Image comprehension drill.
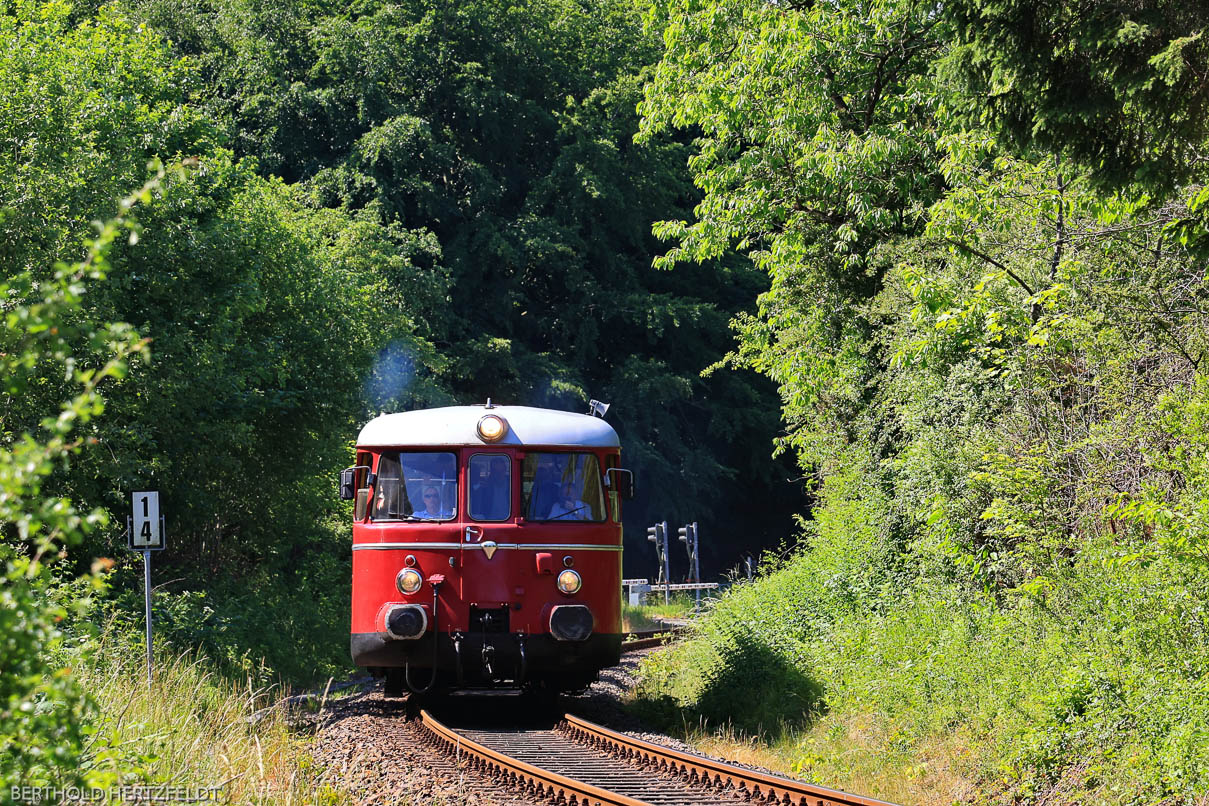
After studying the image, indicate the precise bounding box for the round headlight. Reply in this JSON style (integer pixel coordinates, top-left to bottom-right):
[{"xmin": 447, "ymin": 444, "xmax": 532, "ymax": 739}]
[
  {"xmin": 556, "ymin": 569, "xmax": 582, "ymax": 595},
  {"xmin": 477, "ymin": 414, "xmax": 508, "ymax": 442},
  {"xmin": 396, "ymin": 568, "xmax": 423, "ymax": 595}
]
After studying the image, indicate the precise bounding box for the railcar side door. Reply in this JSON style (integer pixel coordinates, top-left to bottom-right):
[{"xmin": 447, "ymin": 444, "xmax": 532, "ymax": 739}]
[{"xmin": 460, "ymin": 449, "xmax": 519, "ymax": 602}]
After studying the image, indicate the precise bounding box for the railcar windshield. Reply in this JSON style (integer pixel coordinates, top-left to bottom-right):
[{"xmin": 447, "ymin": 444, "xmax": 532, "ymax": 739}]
[
  {"xmin": 521, "ymin": 453, "xmax": 606, "ymax": 522},
  {"xmin": 372, "ymin": 451, "xmax": 457, "ymax": 521}
]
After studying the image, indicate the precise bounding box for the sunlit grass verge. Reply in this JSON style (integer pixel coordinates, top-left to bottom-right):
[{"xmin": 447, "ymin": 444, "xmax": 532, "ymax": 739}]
[
  {"xmin": 73, "ymin": 633, "xmax": 350, "ymax": 805},
  {"xmin": 663, "ymin": 711, "xmax": 979, "ymax": 806},
  {"xmin": 622, "ymin": 594, "xmax": 696, "ymax": 632}
]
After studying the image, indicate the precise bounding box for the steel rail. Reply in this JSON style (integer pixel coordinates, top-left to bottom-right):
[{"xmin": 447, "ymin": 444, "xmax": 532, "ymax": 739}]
[
  {"xmin": 621, "ymin": 625, "xmax": 685, "ymax": 652},
  {"xmin": 620, "ymin": 635, "xmax": 671, "ymax": 652},
  {"xmin": 419, "ymin": 710, "xmax": 649, "ymax": 806},
  {"xmin": 562, "ymin": 713, "xmax": 901, "ymax": 806}
]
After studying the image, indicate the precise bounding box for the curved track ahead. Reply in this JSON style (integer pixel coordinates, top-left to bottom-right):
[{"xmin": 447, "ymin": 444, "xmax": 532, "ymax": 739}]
[{"xmin": 420, "ymin": 708, "xmax": 900, "ymax": 806}]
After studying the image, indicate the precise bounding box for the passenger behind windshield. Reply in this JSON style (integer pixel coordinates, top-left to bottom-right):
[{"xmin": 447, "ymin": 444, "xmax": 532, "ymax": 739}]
[
  {"xmin": 372, "ymin": 452, "xmax": 456, "ymax": 521},
  {"xmin": 522, "ymin": 453, "xmax": 605, "ymax": 522}
]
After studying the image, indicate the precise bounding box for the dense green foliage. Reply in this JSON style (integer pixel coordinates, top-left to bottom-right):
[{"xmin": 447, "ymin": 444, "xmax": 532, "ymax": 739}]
[
  {"xmin": 634, "ymin": 0, "xmax": 1209, "ymax": 801},
  {"xmin": 4, "ymin": 0, "xmax": 799, "ymax": 775},
  {"xmin": 1, "ymin": 0, "xmax": 449, "ymax": 683},
  {"xmin": 1, "ymin": 155, "xmax": 157, "ymax": 789},
  {"xmin": 128, "ymin": 0, "xmax": 802, "ymax": 564},
  {"xmin": 7, "ymin": 0, "xmax": 1209, "ymax": 799},
  {"xmin": 944, "ymin": 0, "xmax": 1209, "ymax": 189}
]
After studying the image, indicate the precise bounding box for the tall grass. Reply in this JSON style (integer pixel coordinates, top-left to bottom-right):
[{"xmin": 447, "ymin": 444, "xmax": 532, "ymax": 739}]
[
  {"xmin": 75, "ymin": 631, "xmax": 348, "ymax": 804},
  {"xmin": 667, "ymin": 711, "xmax": 978, "ymax": 806},
  {"xmin": 622, "ymin": 594, "xmax": 697, "ymax": 632}
]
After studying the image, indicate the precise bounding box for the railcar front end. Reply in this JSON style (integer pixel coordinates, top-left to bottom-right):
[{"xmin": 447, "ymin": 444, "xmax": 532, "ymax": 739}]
[{"xmin": 341, "ymin": 403, "xmax": 634, "ymax": 694}]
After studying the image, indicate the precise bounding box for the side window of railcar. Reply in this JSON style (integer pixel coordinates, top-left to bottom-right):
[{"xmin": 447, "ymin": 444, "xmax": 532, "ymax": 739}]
[
  {"xmin": 469, "ymin": 454, "xmax": 511, "ymax": 521},
  {"xmin": 521, "ymin": 453, "xmax": 606, "ymax": 522},
  {"xmin": 355, "ymin": 451, "xmax": 373, "ymax": 520},
  {"xmin": 605, "ymin": 454, "xmax": 620, "ymax": 523},
  {"xmin": 372, "ymin": 452, "xmax": 457, "ymax": 521}
]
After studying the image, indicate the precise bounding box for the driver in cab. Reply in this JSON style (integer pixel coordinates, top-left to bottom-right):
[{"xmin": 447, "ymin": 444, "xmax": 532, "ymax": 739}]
[
  {"xmin": 547, "ymin": 483, "xmax": 589, "ymax": 520},
  {"xmin": 412, "ymin": 486, "xmax": 452, "ymax": 519}
]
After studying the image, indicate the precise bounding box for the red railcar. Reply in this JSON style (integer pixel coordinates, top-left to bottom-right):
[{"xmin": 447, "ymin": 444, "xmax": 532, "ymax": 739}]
[{"xmin": 341, "ymin": 403, "xmax": 634, "ymax": 694}]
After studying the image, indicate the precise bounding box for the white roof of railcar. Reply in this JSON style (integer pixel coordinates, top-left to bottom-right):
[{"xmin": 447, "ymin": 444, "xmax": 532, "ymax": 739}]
[{"xmin": 356, "ymin": 405, "xmax": 620, "ymax": 448}]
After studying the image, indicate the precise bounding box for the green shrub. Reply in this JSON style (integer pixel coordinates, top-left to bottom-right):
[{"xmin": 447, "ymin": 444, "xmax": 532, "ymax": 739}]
[
  {"xmin": 635, "ymin": 529, "xmax": 1209, "ymax": 801},
  {"xmin": 634, "ymin": 464, "xmax": 896, "ymax": 736},
  {"xmin": 1, "ymin": 168, "xmax": 156, "ymax": 790}
]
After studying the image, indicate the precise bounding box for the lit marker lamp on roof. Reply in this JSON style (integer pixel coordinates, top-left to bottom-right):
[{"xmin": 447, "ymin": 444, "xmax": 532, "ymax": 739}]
[{"xmin": 477, "ymin": 414, "xmax": 508, "ymax": 442}]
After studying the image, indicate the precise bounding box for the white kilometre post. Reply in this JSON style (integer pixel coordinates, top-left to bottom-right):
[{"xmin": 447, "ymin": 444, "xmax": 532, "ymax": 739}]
[
  {"xmin": 129, "ymin": 491, "xmax": 165, "ymax": 684},
  {"xmin": 143, "ymin": 547, "xmax": 151, "ymax": 680}
]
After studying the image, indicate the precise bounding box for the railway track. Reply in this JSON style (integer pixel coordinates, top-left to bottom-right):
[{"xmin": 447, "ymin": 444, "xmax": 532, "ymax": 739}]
[
  {"xmin": 620, "ymin": 628, "xmax": 680, "ymax": 652},
  {"xmin": 419, "ymin": 708, "xmax": 899, "ymax": 806}
]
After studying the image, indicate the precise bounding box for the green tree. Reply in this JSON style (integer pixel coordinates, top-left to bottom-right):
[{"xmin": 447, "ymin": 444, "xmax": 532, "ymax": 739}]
[
  {"xmin": 1, "ymin": 173, "xmax": 156, "ymax": 791},
  {"xmin": 634, "ymin": 0, "xmax": 1209, "ymax": 796},
  {"xmin": 0, "ymin": 0, "xmax": 212, "ymax": 279},
  {"xmin": 943, "ymin": 0, "xmax": 1209, "ymax": 190},
  {"xmin": 82, "ymin": 155, "xmax": 442, "ymax": 574},
  {"xmin": 130, "ymin": 0, "xmax": 807, "ymax": 564},
  {"xmin": 2, "ymin": 0, "xmax": 446, "ymax": 680},
  {"xmin": 638, "ymin": 0, "xmax": 948, "ymax": 473}
]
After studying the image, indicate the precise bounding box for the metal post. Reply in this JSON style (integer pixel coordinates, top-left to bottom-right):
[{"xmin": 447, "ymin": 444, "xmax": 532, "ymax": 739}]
[
  {"xmin": 692, "ymin": 522, "xmax": 701, "ymax": 613},
  {"xmin": 660, "ymin": 521, "xmax": 670, "ymax": 606},
  {"xmin": 143, "ymin": 548, "xmax": 153, "ymax": 684}
]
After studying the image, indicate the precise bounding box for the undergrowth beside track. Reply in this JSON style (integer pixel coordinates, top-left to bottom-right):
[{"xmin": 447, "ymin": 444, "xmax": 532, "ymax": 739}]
[
  {"xmin": 63, "ymin": 633, "xmax": 352, "ymax": 805},
  {"xmin": 623, "ymin": 595, "xmax": 696, "ymax": 632},
  {"xmin": 631, "ymin": 470, "xmax": 1209, "ymax": 805}
]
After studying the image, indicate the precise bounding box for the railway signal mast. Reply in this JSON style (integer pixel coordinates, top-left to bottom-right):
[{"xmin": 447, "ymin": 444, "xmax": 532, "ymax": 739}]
[
  {"xmin": 646, "ymin": 521, "xmax": 671, "ymax": 605},
  {"xmin": 677, "ymin": 522, "xmax": 701, "ymax": 611}
]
